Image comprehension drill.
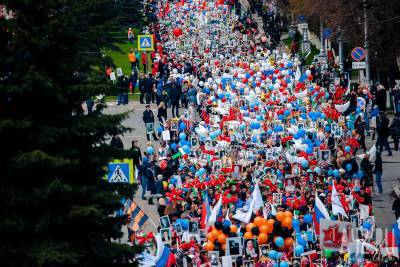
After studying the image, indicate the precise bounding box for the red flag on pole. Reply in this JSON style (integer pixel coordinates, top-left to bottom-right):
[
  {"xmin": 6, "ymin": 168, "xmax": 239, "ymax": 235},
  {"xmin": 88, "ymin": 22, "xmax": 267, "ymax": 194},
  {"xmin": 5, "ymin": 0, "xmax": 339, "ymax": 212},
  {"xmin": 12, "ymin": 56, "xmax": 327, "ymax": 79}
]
[{"xmin": 164, "ymin": 1, "xmax": 170, "ymax": 16}]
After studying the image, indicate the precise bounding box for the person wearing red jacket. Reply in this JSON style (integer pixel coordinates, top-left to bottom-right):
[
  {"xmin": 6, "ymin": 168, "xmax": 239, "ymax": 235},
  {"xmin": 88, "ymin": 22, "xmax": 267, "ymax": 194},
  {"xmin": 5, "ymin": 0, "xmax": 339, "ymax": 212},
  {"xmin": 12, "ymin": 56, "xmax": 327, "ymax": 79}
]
[{"xmin": 141, "ymin": 51, "xmax": 148, "ymax": 74}]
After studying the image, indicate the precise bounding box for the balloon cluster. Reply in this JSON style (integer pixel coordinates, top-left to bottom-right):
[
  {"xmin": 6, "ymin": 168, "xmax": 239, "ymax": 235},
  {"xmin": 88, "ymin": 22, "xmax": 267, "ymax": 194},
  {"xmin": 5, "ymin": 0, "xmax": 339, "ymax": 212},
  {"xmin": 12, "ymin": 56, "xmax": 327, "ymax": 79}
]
[{"xmin": 204, "ymin": 221, "xmax": 238, "ymax": 252}]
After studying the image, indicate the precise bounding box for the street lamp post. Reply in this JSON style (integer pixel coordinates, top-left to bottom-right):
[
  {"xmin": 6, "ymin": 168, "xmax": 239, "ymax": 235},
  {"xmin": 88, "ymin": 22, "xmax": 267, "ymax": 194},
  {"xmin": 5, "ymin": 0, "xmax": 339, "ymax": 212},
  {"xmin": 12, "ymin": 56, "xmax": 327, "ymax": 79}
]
[
  {"xmin": 363, "ymin": 0, "xmax": 371, "ymax": 85},
  {"xmin": 338, "ymin": 27, "xmax": 344, "ymax": 73}
]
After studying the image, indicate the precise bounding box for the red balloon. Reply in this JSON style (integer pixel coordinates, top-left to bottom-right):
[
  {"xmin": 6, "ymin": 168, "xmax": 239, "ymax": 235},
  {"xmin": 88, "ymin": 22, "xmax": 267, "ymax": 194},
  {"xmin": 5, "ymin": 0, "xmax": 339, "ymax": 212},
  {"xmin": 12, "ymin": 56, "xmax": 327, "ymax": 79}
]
[
  {"xmin": 172, "ymin": 28, "xmax": 182, "ymax": 37},
  {"xmin": 274, "ymin": 69, "xmax": 279, "ymax": 74},
  {"xmin": 242, "ymin": 77, "xmax": 248, "ymax": 83},
  {"xmin": 249, "ymin": 70, "xmax": 255, "ymax": 76},
  {"xmin": 256, "ymin": 81, "xmax": 261, "ymax": 87},
  {"xmin": 160, "ymin": 160, "xmax": 167, "ymax": 170},
  {"xmin": 261, "ymin": 75, "xmax": 266, "ymax": 80},
  {"xmin": 307, "ymin": 75, "xmax": 313, "ymax": 81}
]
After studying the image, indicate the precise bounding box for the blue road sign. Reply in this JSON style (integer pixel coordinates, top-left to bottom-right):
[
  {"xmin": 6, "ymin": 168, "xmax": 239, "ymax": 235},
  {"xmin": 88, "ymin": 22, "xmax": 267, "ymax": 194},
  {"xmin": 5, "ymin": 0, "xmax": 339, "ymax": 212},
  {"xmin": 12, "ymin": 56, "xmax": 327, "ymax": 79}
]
[
  {"xmin": 138, "ymin": 35, "xmax": 154, "ymax": 51},
  {"xmin": 107, "ymin": 163, "xmax": 130, "ymax": 183},
  {"xmin": 323, "ymin": 28, "xmax": 333, "ymax": 39},
  {"xmin": 351, "ymin": 47, "xmax": 366, "ymax": 62}
]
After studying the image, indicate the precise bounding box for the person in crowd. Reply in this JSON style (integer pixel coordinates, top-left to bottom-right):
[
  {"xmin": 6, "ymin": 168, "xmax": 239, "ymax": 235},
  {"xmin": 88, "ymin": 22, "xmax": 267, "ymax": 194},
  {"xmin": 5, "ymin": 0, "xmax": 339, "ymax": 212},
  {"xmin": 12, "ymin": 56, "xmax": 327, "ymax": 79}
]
[
  {"xmin": 138, "ymin": 73, "xmax": 146, "ymax": 104},
  {"xmin": 393, "ymin": 195, "xmax": 400, "ymax": 219},
  {"xmin": 129, "ymin": 69, "xmax": 138, "ymax": 95},
  {"xmin": 375, "ymin": 84, "xmax": 386, "ymax": 111},
  {"xmin": 128, "ymin": 49, "xmax": 137, "ymax": 70},
  {"xmin": 157, "ymin": 101, "xmax": 167, "ymax": 124},
  {"xmin": 127, "ymin": 27, "xmax": 134, "ymax": 44},
  {"xmin": 354, "ymin": 114, "xmax": 367, "ymax": 153},
  {"xmin": 130, "ymin": 140, "xmax": 142, "ymax": 168},
  {"xmin": 141, "ymin": 51, "xmax": 148, "ymax": 74},
  {"xmin": 360, "ymin": 153, "xmax": 373, "ymax": 192},
  {"xmin": 390, "ymin": 113, "xmax": 400, "ymax": 151},
  {"xmin": 135, "ymin": 49, "xmax": 140, "ymax": 69},
  {"xmin": 145, "ymin": 73, "xmax": 155, "ymax": 104},
  {"xmin": 374, "ymin": 151, "xmax": 383, "ymax": 194},
  {"xmin": 142, "ymin": 104, "xmax": 159, "ymax": 141},
  {"xmin": 392, "ymin": 84, "xmax": 400, "ymax": 115},
  {"xmin": 370, "ymin": 105, "xmax": 380, "ymax": 141},
  {"xmin": 169, "ymin": 77, "xmax": 181, "ymax": 117},
  {"xmin": 376, "ymin": 111, "xmax": 392, "ymax": 156}
]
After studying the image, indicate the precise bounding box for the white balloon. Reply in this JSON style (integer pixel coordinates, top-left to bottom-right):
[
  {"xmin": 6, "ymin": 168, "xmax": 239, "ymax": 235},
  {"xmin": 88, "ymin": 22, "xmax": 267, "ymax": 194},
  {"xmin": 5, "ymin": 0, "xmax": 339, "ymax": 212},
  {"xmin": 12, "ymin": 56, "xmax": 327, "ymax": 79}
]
[
  {"xmin": 173, "ymin": 68, "xmax": 178, "ymax": 74},
  {"xmin": 274, "ymin": 83, "xmax": 280, "ymax": 90},
  {"xmin": 199, "ymin": 81, "xmax": 204, "ymax": 87},
  {"xmin": 207, "ymin": 78, "xmax": 213, "ymax": 83},
  {"xmin": 306, "ymin": 70, "xmax": 311, "ymax": 76},
  {"xmin": 257, "ymin": 71, "xmax": 262, "ymax": 77},
  {"xmin": 213, "ymin": 84, "xmax": 218, "ymax": 90}
]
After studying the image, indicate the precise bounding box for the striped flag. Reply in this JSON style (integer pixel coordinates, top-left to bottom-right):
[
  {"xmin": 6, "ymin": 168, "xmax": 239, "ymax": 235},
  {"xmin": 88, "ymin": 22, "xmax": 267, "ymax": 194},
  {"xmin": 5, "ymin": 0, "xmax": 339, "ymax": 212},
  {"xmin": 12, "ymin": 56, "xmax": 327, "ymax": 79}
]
[{"xmin": 127, "ymin": 201, "xmax": 149, "ymax": 231}]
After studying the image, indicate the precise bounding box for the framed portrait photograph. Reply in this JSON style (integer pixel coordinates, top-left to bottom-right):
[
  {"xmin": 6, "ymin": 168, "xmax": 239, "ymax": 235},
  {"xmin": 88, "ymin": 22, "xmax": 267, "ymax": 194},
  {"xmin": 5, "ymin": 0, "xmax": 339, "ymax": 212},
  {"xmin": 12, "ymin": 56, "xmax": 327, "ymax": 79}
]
[
  {"xmin": 170, "ymin": 121, "xmax": 178, "ymax": 132},
  {"xmin": 160, "ymin": 228, "xmax": 171, "ymax": 244},
  {"xmin": 212, "ymin": 160, "xmax": 221, "ymax": 172},
  {"xmin": 189, "ymin": 221, "xmax": 199, "ymax": 233},
  {"xmin": 208, "ymin": 251, "xmax": 220, "ymax": 267},
  {"xmin": 174, "ymin": 222, "xmax": 183, "ymax": 235},
  {"xmin": 306, "ymin": 171, "xmax": 316, "ymax": 182},
  {"xmin": 259, "ymin": 245, "xmax": 270, "ymax": 261},
  {"xmin": 160, "ymin": 215, "xmax": 171, "ymax": 229},
  {"xmin": 187, "ymin": 233, "xmax": 201, "ymax": 244},
  {"xmin": 320, "ymin": 150, "xmax": 331, "ymax": 162},
  {"xmin": 272, "ymin": 193, "xmax": 283, "ymax": 206},
  {"xmin": 191, "ymin": 136, "xmax": 199, "ymax": 148},
  {"xmin": 243, "ymin": 238, "xmax": 259, "ymax": 261},
  {"xmin": 146, "ymin": 123, "xmax": 154, "ymax": 134},
  {"xmin": 232, "ymin": 164, "xmax": 242, "ymax": 178},
  {"xmin": 292, "ymin": 166, "xmax": 300, "ymax": 176},
  {"xmin": 333, "ymin": 126, "xmax": 342, "ymax": 138},
  {"xmin": 226, "ymin": 237, "xmax": 242, "ymax": 257}
]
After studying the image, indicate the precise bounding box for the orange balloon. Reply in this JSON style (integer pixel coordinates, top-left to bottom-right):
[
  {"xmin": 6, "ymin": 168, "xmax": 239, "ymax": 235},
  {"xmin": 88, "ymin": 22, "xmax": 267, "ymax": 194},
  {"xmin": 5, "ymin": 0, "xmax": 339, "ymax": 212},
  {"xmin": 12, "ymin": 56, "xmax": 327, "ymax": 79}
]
[
  {"xmin": 276, "ymin": 211, "xmax": 285, "ymax": 222},
  {"xmin": 258, "ymin": 233, "xmax": 268, "ymax": 245},
  {"xmin": 284, "ymin": 237, "xmax": 294, "ymax": 248},
  {"xmin": 282, "ymin": 217, "xmax": 293, "ymax": 229},
  {"xmin": 208, "ymin": 231, "xmax": 218, "ymax": 242},
  {"xmin": 267, "ymin": 219, "xmax": 275, "ymax": 227},
  {"xmin": 243, "ymin": 231, "xmax": 254, "ymax": 239},
  {"xmin": 261, "ymin": 218, "xmax": 268, "ymax": 226},
  {"xmin": 246, "ymin": 223, "xmax": 256, "ymax": 232},
  {"xmin": 254, "ymin": 216, "xmax": 264, "ymax": 227},
  {"xmin": 259, "ymin": 224, "xmax": 269, "ymax": 233},
  {"xmin": 205, "ymin": 241, "xmax": 215, "ymax": 251},
  {"xmin": 230, "ymin": 225, "xmax": 238, "ymax": 233},
  {"xmin": 218, "ymin": 234, "xmax": 227, "ymax": 244},
  {"xmin": 284, "ymin": 210, "xmax": 293, "ymax": 218}
]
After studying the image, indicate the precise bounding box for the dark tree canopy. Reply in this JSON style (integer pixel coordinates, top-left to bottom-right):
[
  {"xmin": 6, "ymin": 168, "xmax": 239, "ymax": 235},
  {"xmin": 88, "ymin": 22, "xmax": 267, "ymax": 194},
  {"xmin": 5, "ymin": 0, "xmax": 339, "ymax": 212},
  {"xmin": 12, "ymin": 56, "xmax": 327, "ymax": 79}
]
[{"xmin": 0, "ymin": 1, "xmax": 141, "ymax": 266}]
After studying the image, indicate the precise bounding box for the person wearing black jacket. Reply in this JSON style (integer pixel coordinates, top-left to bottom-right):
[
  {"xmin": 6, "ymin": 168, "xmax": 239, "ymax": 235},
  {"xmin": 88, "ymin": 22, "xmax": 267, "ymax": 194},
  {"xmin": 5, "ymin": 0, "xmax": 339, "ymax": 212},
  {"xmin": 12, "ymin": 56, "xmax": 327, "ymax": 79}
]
[
  {"xmin": 374, "ymin": 151, "xmax": 383, "ymax": 193},
  {"xmin": 169, "ymin": 79, "xmax": 182, "ymax": 117},
  {"xmin": 138, "ymin": 73, "xmax": 146, "ymax": 104},
  {"xmin": 143, "ymin": 105, "xmax": 159, "ymax": 141},
  {"xmin": 377, "ymin": 112, "xmax": 392, "ymax": 156},
  {"xmin": 145, "ymin": 74, "xmax": 154, "ymax": 104},
  {"xmin": 390, "ymin": 113, "xmax": 400, "ymax": 151},
  {"xmin": 130, "ymin": 140, "xmax": 142, "ymax": 167},
  {"xmin": 360, "ymin": 153, "xmax": 373, "ymax": 190}
]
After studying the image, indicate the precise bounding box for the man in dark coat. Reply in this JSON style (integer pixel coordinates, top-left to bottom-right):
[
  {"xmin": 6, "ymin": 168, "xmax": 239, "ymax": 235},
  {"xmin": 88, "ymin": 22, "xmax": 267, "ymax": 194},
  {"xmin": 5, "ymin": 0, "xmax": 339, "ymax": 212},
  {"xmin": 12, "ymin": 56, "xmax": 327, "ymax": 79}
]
[
  {"xmin": 138, "ymin": 73, "xmax": 146, "ymax": 104},
  {"xmin": 169, "ymin": 78, "xmax": 181, "ymax": 117},
  {"xmin": 145, "ymin": 74, "xmax": 154, "ymax": 104},
  {"xmin": 130, "ymin": 140, "xmax": 142, "ymax": 167},
  {"xmin": 143, "ymin": 104, "xmax": 159, "ymax": 141},
  {"xmin": 377, "ymin": 111, "xmax": 392, "ymax": 156}
]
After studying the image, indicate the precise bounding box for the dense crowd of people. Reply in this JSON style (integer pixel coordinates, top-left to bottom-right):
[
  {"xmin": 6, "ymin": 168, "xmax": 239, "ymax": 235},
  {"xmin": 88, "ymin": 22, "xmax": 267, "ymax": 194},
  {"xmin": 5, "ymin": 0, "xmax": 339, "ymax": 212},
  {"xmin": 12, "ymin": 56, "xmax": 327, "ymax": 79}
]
[{"xmin": 104, "ymin": 0, "xmax": 400, "ymax": 266}]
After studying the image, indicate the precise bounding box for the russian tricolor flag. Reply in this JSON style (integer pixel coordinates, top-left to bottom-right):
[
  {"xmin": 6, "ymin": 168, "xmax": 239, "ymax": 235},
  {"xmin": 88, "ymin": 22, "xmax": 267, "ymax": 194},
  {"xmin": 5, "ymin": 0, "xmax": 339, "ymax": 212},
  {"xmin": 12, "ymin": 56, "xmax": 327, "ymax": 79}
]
[
  {"xmin": 313, "ymin": 191, "xmax": 330, "ymax": 235},
  {"xmin": 155, "ymin": 234, "xmax": 176, "ymax": 267}
]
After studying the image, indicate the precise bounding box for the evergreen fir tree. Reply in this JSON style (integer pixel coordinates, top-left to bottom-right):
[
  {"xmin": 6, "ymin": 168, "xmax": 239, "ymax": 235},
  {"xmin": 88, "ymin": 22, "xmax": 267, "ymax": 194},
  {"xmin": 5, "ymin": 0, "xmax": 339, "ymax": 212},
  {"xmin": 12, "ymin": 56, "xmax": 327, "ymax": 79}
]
[{"xmin": 0, "ymin": 1, "xmax": 142, "ymax": 266}]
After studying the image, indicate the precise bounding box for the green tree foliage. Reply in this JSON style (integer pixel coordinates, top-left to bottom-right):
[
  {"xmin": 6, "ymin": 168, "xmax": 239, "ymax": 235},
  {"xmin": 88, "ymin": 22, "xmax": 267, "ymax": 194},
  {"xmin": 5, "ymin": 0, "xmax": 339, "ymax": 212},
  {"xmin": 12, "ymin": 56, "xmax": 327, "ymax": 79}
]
[{"xmin": 0, "ymin": 1, "xmax": 142, "ymax": 266}]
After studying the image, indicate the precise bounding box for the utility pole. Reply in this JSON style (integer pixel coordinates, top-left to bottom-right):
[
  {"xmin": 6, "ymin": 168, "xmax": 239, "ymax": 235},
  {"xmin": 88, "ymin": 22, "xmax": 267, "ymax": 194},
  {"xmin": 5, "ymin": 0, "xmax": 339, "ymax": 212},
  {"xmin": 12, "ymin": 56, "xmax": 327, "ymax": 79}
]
[
  {"xmin": 338, "ymin": 27, "xmax": 344, "ymax": 73},
  {"xmin": 364, "ymin": 0, "xmax": 371, "ymax": 85},
  {"xmin": 319, "ymin": 20, "xmax": 325, "ymax": 56}
]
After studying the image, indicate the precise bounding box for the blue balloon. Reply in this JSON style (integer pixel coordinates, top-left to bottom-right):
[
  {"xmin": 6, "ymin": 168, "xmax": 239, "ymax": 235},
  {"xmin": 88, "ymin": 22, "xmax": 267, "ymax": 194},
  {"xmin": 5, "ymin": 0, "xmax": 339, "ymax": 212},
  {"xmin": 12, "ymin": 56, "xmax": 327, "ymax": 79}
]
[
  {"xmin": 267, "ymin": 129, "xmax": 273, "ymax": 135},
  {"xmin": 295, "ymin": 245, "xmax": 304, "ymax": 256},
  {"xmin": 325, "ymin": 126, "xmax": 331, "ymax": 132},
  {"xmin": 280, "ymin": 262, "xmax": 289, "ymax": 267},
  {"xmin": 294, "ymin": 133, "xmax": 300, "ymax": 140},
  {"xmin": 240, "ymin": 124, "xmax": 246, "ymax": 131},
  {"xmin": 346, "ymin": 163, "xmax": 352, "ymax": 172},
  {"xmin": 314, "ymin": 167, "xmax": 321, "ymax": 174},
  {"xmin": 179, "ymin": 122, "xmax": 187, "ymax": 131},
  {"xmin": 298, "ymin": 129, "xmax": 306, "ymax": 137},
  {"xmin": 223, "ymin": 220, "xmax": 231, "ymax": 227},
  {"xmin": 284, "ymin": 110, "xmax": 291, "ymax": 117},
  {"xmin": 345, "ymin": 146, "xmax": 351, "ymax": 153},
  {"xmin": 170, "ymin": 177, "xmax": 177, "ymax": 184},
  {"xmin": 275, "ymin": 236, "xmax": 284, "ymax": 248},
  {"xmin": 304, "ymin": 214, "xmax": 313, "ymax": 224},
  {"xmin": 277, "ymin": 114, "xmax": 284, "ymax": 121},
  {"xmin": 301, "ymin": 160, "xmax": 309, "ymax": 169},
  {"xmin": 256, "ymin": 115, "xmax": 263, "ymax": 121},
  {"xmin": 179, "ymin": 132, "xmax": 187, "ymax": 140},
  {"xmin": 298, "ymin": 236, "xmax": 307, "ymax": 246},
  {"xmin": 245, "ymin": 73, "xmax": 251, "ymax": 79},
  {"xmin": 306, "ymin": 147, "xmax": 313, "ymax": 155},
  {"xmin": 182, "ymin": 145, "xmax": 191, "ymax": 154},
  {"xmin": 268, "ymin": 250, "xmax": 278, "ymax": 259},
  {"xmin": 157, "ymin": 126, "xmax": 164, "ymax": 133},
  {"xmin": 333, "ymin": 169, "xmax": 339, "ymax": 177},
  {"xmin": 210, "ymin": 132, "xmax": 217, "ymax": 140},
  {"xmin": 363, "ymin": 222, "xmax": 372, "ymax": 230},
  {"xmin": 146, "ymin": 146, "xmax": 154, "ymax": 155}
]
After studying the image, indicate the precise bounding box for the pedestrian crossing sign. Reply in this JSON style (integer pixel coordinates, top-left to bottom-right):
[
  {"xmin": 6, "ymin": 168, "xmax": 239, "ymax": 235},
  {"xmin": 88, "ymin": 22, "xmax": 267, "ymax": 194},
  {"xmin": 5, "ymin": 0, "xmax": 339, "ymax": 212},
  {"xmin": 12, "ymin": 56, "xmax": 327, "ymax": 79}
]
[
  {"xmin": 107, "ymin": 159, "xmax": 134, "ymax": 184},
  {"xmin": 138, "ymin": 35, "xmax": 154, "ymax": 51}
]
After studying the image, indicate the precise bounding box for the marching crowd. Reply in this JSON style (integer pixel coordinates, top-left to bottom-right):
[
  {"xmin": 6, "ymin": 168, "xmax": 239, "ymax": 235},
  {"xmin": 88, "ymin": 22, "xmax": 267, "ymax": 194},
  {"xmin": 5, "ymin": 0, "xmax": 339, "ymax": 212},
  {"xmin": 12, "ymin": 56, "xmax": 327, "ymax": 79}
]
[{"xmin": 105, "ymin": 0, "xmax": 400, "ymax": 266}]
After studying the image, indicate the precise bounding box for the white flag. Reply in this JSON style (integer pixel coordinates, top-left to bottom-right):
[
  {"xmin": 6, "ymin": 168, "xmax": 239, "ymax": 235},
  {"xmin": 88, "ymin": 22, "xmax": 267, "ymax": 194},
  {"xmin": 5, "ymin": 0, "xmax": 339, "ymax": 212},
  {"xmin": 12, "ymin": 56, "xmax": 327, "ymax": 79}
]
[
  {"xmin": 253, "ymin": 183, "xmax": 264, "ymax": 211},
  {"xmin": 331, "ymin": 182, "xmax": 348, "ymax": 218},
  {"xmin": 208, "ymin": 195, "xmax": 222, "ymax": 225},
  {"xmin": 295, "ymin": 66, "xmax": 301, "ymax": 81},
  {"xmin": 233, "ymin": 198, "xmax": 254, "ymax": 223}
]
